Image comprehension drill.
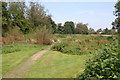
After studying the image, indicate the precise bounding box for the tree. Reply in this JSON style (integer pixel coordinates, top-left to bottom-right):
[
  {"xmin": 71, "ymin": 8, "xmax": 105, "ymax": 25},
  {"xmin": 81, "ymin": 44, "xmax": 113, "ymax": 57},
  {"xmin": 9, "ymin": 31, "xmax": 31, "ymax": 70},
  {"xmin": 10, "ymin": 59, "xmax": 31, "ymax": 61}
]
[
  {"xmin": 75, "ymin": 23, "xmax": 88, "ymax": 34},
  {"xmin": 111, "ymin": 26, "xmax": 116, "ymax": 35},
  {"xmin": 96, "ymin": 28, "xmax": 102, "ymax": 34},
  {"xmin": 48, "ymin": 17, "xmax": 57, "ymax": 33},
  {"xmin": 102, "ymin": 28, "xmax": 110, "ymax": 34},
  {"xmin": 113, "ymin": 0, "xmax": 120, "ymax": 54},
  {"xmin": 88, "ymin": 28, "xmax": 95, "ymax": 34},
  {"xmin": 2, "ymin": 2, "xmax": 10, "ymax": 36},
  {"xmin": 112, "ymin": 1, "xmax": 120, "ymax": 30},
  {"xmin": 8, "ymin": 2, "xmax": 31, "ymax": 34},
  {"xmin": 27, "ymin": 2, "xmax": 56, "ymax": 33},
  {"xmin": 63, "ymin": 21, "xmax": 75, "ymax": 34},
  {"xmin": 28, "ymin": 2, "xmax": 51, "ymax": 27},
  {"xmin": 57, "ymin": 23, "xmax": 64, "ymax": 34}
]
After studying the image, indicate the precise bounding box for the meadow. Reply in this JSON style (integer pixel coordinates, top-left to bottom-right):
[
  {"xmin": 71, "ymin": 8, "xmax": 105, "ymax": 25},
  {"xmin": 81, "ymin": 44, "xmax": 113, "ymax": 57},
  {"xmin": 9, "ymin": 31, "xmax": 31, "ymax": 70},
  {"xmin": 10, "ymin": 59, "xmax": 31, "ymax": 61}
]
[{"xmin": 2, "ymin": 34, "xmax": 118, "ymax": 78}]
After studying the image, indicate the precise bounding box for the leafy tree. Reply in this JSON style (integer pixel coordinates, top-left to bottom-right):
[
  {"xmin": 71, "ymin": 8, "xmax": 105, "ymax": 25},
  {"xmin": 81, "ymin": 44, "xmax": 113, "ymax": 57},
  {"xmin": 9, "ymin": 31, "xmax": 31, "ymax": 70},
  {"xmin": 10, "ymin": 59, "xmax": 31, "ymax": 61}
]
[
  {"xmin": 28, "ymin": 2, "xmax": 50, "ymax": 27},
  {"xmin": 2, "ymin": 2, "xmax": 56, "ymax": 35},
  {"xmin": 113, "ymin": 0, "xmax": 120, "ymax": 54},
  {"xmin": 112, "ymin": 1, "xmax": 120, "ymax": 30},
  {"xmin": 2, "ymin": 2, "xmax": 10, "ymax": 36},
  {"xmin": 111, "ymin": 26, "xmax": 116, "ymax": 35},
  {"xmin": 88, "ymin": 28, "xmax": 95, "ymax": 34},
  {"xmin": 57, "ymin": 23, "xmax": 64, "ymax": 34},
  {"xmin": 63, "ymin": 21, "xmax": 75, "ymax": 34},
  {"xmin": 102, "ymin": 28, "xmax": 110, "ymax": 34},
  {"xmin": 8, "ymin": 2, "xmax": 31, "ymax": 34},
  {"xmin": 27, "ymin": 2, "xmax": 57, "ymax": 33},
  {"xmin": 75, "ymin": 23, "xmax": 88, "ymax": 34},
  {"xmin": 96, "ymin": 28, "xmax": 102, "ymax": 34},
  {"xmin": 48, "ymin": 17, "xmax": 57, "ymax": 33}
]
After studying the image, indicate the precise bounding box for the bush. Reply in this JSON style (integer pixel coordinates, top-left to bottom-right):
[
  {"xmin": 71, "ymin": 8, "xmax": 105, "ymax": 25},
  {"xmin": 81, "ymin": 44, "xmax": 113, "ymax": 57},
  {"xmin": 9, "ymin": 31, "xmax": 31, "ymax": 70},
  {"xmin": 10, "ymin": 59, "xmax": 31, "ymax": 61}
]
[
  {"xmin": 3, "ymin": 26, "xmax": 24, "ymax": 44},
  {"xmin": 52, "ymin": 41, "xmax": 84, "ymax": 55},
  {"xmin": 5, "ymin": 26, "xmax": 24, "ymax": 39},
  {"xmin": 27, "ymin": 26, "xmax": 52, "ymax": 45},
  {"xmin": 63, "ymin": 46, "xmax": 82, "ymax": 55},
  {"xmin": 77, "ymin": 43, "xmax": 120, "ymax": 79},
  {"xmin": 52, "ymin": 41, "xmax": 68, "ymax": 52}
]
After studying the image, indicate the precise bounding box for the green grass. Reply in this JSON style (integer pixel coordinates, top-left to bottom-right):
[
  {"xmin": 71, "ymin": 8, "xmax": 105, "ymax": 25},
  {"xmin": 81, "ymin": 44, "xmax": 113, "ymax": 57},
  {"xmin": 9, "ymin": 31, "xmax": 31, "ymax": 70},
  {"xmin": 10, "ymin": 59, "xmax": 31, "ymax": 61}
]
[
  {"xmin": 2, "ymin": 35, "xmax": 116, "ymax": 78},
  {"xmin": 24, "ymin": 50, "xmax": 93, "ymax": 78},
  {"xmin": 53, "ymin": 34, "xmax": 67, "ymax": 39},
  {"xmin": 2, "ymin": 43, "xmax": 48, "ymax": 75},
  {"xmin": 52, "ymin": 35, "xmax": 111, "ymax": 55}
]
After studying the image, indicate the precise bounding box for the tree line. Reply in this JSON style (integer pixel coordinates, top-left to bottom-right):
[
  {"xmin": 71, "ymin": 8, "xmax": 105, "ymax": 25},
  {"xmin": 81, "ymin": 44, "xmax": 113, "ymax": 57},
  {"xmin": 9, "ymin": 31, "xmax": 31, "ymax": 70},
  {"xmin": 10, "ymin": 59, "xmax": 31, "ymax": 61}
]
[
  {"xmin": 2, "ymin": 2, "xmax": 56, "ymax": 36},
  {"xmin": 1, "ymin": 1, "xmax": 118, "ymax": 37}
]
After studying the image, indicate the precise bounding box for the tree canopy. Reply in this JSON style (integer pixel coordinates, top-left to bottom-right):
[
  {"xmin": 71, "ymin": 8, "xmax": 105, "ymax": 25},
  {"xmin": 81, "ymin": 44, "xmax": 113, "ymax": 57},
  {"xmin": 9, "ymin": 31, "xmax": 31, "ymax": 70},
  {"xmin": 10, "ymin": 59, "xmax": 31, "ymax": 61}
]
[
  {"xmin": 2, "ymin": 2, "xmax": 57, "ymax": 36},
  {"xmin": 75, "ymin": 23, "xmax": 88, "ymax": 34},
  {"xmin": 63, "ymin": 21, "xmax": 75, "ymax": 34}
]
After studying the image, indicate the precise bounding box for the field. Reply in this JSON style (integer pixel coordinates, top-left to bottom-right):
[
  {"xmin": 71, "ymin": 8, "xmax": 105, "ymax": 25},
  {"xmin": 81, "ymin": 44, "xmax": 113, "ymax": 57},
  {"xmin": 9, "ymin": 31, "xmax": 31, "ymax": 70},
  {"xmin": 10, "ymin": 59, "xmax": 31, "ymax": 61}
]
[{"xmin": 2, "ymin": 34, "xmax": 118, "ymax": 78}]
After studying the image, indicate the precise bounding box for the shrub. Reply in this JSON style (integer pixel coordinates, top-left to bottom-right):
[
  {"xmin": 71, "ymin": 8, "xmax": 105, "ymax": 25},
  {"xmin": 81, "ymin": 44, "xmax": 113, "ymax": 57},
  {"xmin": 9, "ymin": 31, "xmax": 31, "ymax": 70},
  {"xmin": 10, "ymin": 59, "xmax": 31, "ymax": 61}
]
[
  {"xmin": 3, "ymin": 26, "xmax": 25, "ymax": 45},
  {"xmin": 63, "ymin": 46, "xmax": 82, "ymax": 55},
  {"xmin": 52, "ymin": 37, "xmax": 58, "ymax": 42},
  {"xmin": 77, "ymin": 43, "xmax": 120, "ymax": 79},
  {"xmin": 27, "ymin": 26, "xmax": 52, "ymax": 45},
  {"xmin": 2, "ymin": 37, "xmax": 14, "ymax": 45},
  {"xmin": 52, "ymin": 41, "xmax": 84, "ymax": 55},
  {"xmin": 5, "ymin": 26, "xmax": 24, "ymax": 40},
  {"xmin": 52, "ymin": 41, "xmax": 68, "ymax": 52}
]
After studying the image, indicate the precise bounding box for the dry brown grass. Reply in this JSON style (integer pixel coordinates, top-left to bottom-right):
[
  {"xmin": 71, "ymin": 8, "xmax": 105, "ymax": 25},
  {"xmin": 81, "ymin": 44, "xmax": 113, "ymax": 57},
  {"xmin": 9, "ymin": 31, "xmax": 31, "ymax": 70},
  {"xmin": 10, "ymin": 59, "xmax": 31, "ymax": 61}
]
[
  {"xmin": 28, "ymin": 26, "xmax": 52, "ymax": 45},
  {"xmin": 2, "ymin": 37, "xmax": 14, "ymax": 45},
  {"xmin": 95, "ymin": 40, "xmax": 108, "ymax": 46},
  {"xmin": 2, "ymin": 27, "xmax": 26, "ymax": 45},
  {"xmin": 52, "ymin": 37, "xmax": 58, "ymax": 42}
]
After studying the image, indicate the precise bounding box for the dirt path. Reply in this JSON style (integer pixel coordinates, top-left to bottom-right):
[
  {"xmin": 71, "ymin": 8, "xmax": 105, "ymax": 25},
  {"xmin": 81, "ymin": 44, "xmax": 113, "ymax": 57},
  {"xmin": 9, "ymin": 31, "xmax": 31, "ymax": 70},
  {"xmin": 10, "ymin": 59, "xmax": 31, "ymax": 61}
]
[{"xmin": 3, "ymin": 47, "xmax": 51, "ymax": 78}]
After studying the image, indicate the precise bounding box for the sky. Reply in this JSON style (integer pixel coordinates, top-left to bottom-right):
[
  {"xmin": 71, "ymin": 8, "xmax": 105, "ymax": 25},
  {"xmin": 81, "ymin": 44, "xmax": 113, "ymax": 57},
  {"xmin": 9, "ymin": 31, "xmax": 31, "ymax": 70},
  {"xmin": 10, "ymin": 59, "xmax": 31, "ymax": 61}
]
[{"xmin": 40, "ymin": 2, "xmax": 116, "ymax": 31}]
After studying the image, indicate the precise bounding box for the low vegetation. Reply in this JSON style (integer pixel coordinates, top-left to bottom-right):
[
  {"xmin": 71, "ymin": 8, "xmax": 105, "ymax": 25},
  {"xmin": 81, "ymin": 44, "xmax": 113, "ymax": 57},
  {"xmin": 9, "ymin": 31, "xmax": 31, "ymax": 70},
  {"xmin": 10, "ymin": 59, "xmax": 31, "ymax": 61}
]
[
  {"xmin": 26, "ymin": 26, "xmax": 52, "ymax": 45},
  {"xmin": 77, "ymin": 37, "xmax": 120, "ymax": 79},
  {"xmin": 52, "ymin": 35, "xmax": 111, "ymax": 55},
  {"xmin": 2, "ymin": 43, "xmax": 48, "ymax": 74},
  {"xmin": 52, "ymin": 40, "xmax": 83, "ymax": 55},
  {"xmin": 24, "ymin": 51, "xmax": 93, "ymax": 78}
]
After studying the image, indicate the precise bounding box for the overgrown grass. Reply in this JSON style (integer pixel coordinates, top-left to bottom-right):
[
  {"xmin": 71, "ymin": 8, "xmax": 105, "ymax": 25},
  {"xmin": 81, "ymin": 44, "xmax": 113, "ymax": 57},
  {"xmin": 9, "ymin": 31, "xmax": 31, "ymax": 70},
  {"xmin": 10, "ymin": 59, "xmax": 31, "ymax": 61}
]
[
  {"xmin": 52, "ymin": 35, "xmax": 112, "ymax": 55},
  {"xmin": 53, "ymin": 34, "xmax": 67, "ymax": 39},
  {"xmin": 52, "ymin": 41, "xmax": 84, "ymax": 55},
  {"xmin": 24, "ymin": 51, "xmax": 93, "ymax": 78},
  {"xmin": 2, "ymin": 43, "xmax": 48, "ymax": 75}
]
